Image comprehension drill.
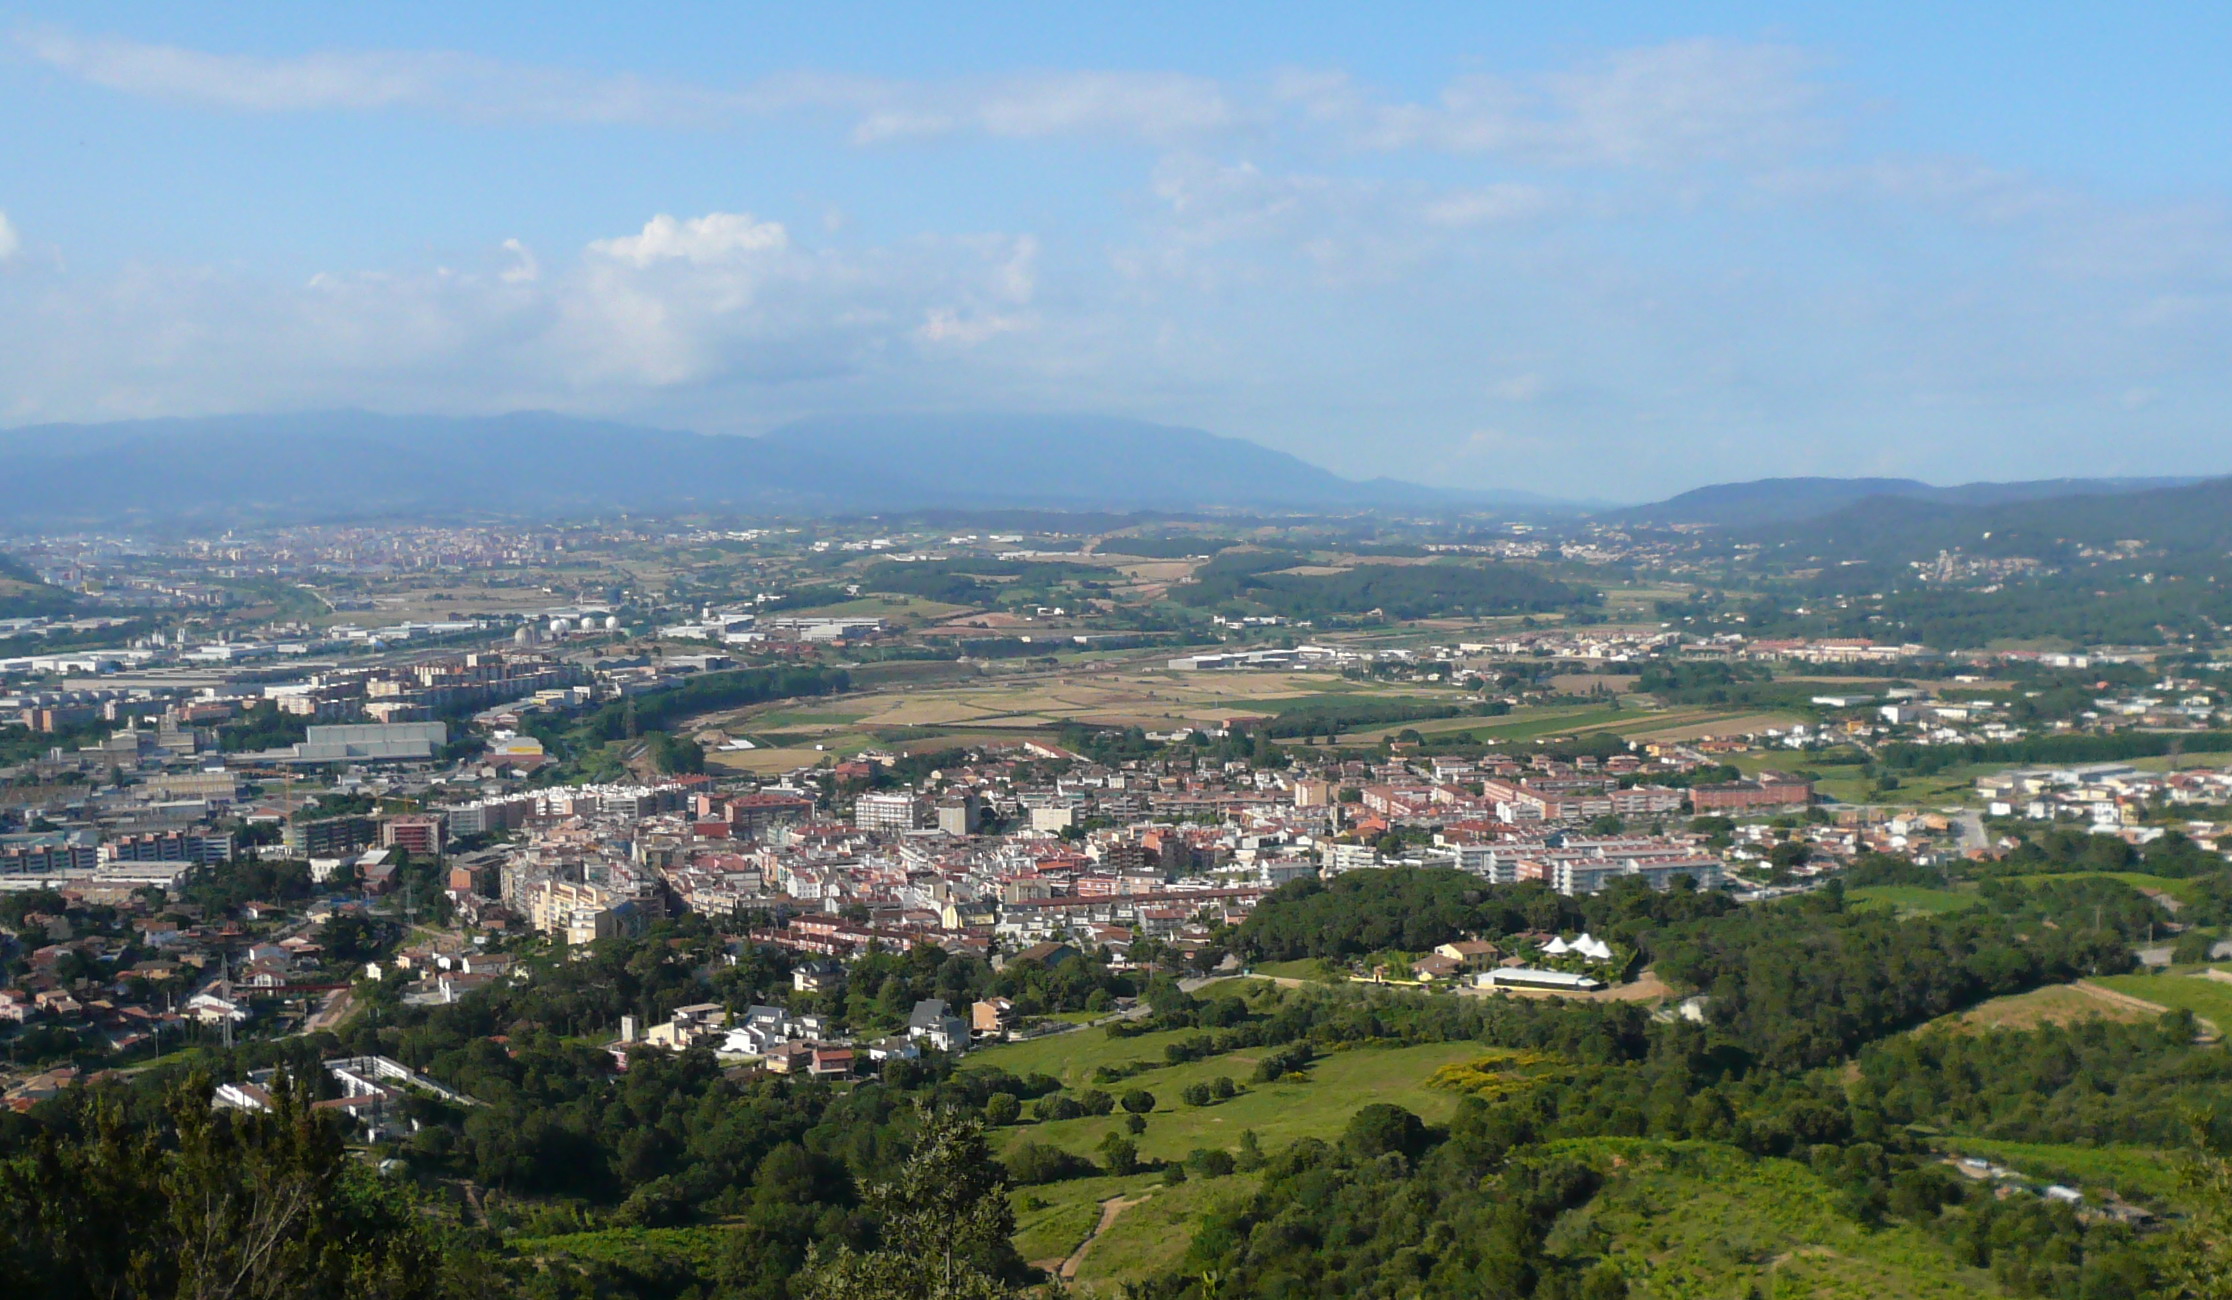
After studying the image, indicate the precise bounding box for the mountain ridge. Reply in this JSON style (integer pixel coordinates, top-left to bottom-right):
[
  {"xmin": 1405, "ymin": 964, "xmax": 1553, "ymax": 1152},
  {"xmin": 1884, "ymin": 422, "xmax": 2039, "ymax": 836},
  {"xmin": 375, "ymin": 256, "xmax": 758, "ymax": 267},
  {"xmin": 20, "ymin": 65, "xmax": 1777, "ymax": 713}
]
[
  {"xmin": 1611, "ymin": 474, "xmax": 2211, "ymax": 527},
  {"xmin": 0, "ymin": 409, "xmax": 1565, "ymax": 524}
]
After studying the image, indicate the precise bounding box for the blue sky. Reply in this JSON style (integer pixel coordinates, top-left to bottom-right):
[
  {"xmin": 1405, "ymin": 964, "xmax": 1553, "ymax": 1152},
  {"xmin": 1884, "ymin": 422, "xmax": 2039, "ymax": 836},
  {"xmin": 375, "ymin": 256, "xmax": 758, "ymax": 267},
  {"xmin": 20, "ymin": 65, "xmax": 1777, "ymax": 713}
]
[{"xmin": 4, "ymin": 3, "xmax": 2230, "ymax": 499}]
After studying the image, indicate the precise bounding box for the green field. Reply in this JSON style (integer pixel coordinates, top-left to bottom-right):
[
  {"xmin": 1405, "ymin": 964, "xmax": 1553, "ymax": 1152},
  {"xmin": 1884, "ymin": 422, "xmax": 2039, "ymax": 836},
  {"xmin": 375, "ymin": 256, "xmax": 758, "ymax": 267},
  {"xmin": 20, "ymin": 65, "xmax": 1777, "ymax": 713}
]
[
  {"xmin": 1071, "ymin": 1171, "xmax": 1261, "ymax": 1285},
  {"xmin": 1847, "ymin": 885, "xmax": 1981, "ymax": 916},
  {"xmin": 2089, "ymin": 971, "xmax": 2232, "ymax": 1027},
  {"xmin": 1928, "ymin": 1136, "xmax": 2184, "ymax": 1205},
  {"xmin": 1010, "ymin": 1168, "xmax": 1264, "ymax": 1282},
  {"xmin": 970, "ymin": 1031, "xmax": 1485, "ymax": 1168},
  {"xmin": 1548, "ymin": 1139, "xmax": 1999, "ymax": 1299},
  {"xmin": 1011, "ymin": 1172, "xmax": 1154, "ymax": 1264}
]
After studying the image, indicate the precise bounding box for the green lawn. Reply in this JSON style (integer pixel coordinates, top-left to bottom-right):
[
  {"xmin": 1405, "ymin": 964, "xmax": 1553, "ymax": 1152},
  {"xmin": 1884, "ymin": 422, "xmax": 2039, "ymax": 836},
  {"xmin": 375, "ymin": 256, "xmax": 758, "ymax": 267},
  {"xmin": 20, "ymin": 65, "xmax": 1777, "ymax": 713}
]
[
  {"xmin": 1249, "ymin": 958, "xmax": 1343, "ymax": 982},
  {"xmin": 2089, "ymin": 971, "xmax": 2232, "ymax": 1027},
  {"xmin": 974, "ymin": 1036, "xmax": 1487, "ymax": 1168},
  {"xmin": 1847, "ymin": 885, "xmax": 1981, "ymax": 916},
  {"xmin": 1928, "ymin": 1136, "xmax": 2184, "ymax": 1205},
  {"xmin": 1547, "ymin": 1139, "xmax": 1999, "ymax": 1299}
]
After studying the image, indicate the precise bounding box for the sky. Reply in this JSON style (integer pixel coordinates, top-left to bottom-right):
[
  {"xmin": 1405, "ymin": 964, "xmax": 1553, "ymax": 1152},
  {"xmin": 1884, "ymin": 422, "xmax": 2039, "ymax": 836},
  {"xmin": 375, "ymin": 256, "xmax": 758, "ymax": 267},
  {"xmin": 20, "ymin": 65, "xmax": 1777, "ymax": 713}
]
[{"xmin": 3, "ymin": 3, "xmax": 2231, "ymax": 501}]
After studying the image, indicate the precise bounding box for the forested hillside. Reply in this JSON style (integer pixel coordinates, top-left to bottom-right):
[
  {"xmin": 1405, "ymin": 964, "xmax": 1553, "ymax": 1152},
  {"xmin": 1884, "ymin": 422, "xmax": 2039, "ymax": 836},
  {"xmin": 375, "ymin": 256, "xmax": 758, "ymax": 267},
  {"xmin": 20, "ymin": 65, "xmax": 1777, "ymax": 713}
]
[{"xmin": 11, "ymin": 851, "xmax": 2232, "ymax": 1298}]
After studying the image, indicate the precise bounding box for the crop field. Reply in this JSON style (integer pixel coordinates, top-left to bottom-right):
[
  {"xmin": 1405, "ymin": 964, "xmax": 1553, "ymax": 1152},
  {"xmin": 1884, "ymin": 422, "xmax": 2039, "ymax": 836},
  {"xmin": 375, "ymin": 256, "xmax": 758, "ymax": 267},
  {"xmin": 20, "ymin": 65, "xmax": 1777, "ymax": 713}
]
[{"xmin": 712, "ymin": 664, "xmax": 1469, "ymax": 742}]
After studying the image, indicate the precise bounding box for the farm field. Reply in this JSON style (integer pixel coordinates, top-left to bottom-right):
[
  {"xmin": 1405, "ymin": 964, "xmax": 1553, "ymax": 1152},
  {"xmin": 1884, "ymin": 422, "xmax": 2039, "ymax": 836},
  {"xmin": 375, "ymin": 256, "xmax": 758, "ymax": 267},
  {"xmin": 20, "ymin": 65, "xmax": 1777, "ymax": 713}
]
[
  {"xmin": 712, "ymin": 663, "xmax": 1473, "ymax": 743},
  {"xmin": 1550, "ymin": 1139, "xmax": 2000, "ymax": 1299}
]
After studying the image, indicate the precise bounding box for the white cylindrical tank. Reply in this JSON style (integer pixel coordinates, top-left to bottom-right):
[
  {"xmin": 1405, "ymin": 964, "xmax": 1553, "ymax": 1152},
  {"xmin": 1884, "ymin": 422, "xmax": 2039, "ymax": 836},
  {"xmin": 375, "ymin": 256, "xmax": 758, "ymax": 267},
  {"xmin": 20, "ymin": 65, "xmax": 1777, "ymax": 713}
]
[
  {"xmin": 549, "ymin": 618, "xmax": 572, "ymax": 636},
  {"xmin": 514, "ymin": 624, "xmax": 537, "ymax": 645},
  {"xmin": 604, "ymin": 615, "xmax": 621, "ymax": 631}
]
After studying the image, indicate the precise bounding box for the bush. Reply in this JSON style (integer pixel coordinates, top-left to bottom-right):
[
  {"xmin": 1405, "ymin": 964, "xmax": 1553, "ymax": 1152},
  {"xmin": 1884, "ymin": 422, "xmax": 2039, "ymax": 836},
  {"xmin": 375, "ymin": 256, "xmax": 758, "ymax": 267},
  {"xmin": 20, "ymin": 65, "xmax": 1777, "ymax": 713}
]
[
  {"xmin": 1099, "ymin": 1134, "xmax": 1141, "ymax": 1176},
  {"xmin": 1077, "ymin": 1088, "xmax": 1116, "ymax": 1116},
  {"xmin": 1210, "ymin": 1076, "xmax": 1238, "ymax": 1100},
  {"xmin": 983, "ymin": 1092, "xmax": 1020, "ymax": 1126},
  {"xmin": 1188, "ymin": 1148, "xmax": 1236, "ymax": 1177},
  {"xmin": 1254, "ymin": 1044, "xmax": 1313, "ymax": 1082},
  {"xmin": 1120, "ymin": 1089, "xmax": 1156, "ymax": 1114},
  {"xmin": 1033, "ymin": 1094, "xmax": 1085, "ymax": 1122},
  {"xmin": 1005, "ymin": 1142, "xmax": 1095, "ymax": 1185}
]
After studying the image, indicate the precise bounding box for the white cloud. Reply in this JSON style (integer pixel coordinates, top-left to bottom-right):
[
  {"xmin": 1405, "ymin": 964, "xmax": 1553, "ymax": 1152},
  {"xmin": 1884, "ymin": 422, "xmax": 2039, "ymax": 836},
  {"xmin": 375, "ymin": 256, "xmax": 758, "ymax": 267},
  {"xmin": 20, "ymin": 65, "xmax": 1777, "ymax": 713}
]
[
  {"xmin": 0, "ymin": 211, "xmax": 1050, "ymax": 420},
  {"xmin": 588, "ymin": 213, "xmax": 791, "ymax": 267},
  {"xmin": 0, "ymin": 211, "xmax": 18, "ymax": 262},
  {"xmin": 21, "ymin": 28, "xmax": 1237, "ymax": 144},
  {"xmin": 25, "ymin": 26, "xmax": 1826, "ymax": 170},
  {"xmin": 499, "ymin": 238, "xmax": 539, "ymax": 284},
  {"xmin": 1288, "ymin": 39, "xmax": 1831, "ymax": 169}
]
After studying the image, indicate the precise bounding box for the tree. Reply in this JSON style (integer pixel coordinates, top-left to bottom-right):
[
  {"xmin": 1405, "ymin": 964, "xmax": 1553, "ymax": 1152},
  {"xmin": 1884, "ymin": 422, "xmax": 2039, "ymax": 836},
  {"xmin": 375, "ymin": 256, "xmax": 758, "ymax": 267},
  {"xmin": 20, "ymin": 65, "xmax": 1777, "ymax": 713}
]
[
  {"xmin": 802, "ymin": 1107, "xmax": 1027, "ymax": 1300},
  {"xmin": 1119, "ymin": 1089, "xmax": 1156, "ymax": 1115},
  {"xmin": 1098, "ymin": 1134, "xmax": 1140, "ymax": 1177},
  {"xmin": 2167, "ymin": 1122, "xmax": 2232, "ymax": 1299},
  {"xmin": 2175, "ymin": 927, "xmax": 2221, "ymax": 965},
  {"xmin": 982, "ymin": 1093, "xmax": 1020, "ymax": 1127},
  {"xmin": 1181, "ymin": 1082, "xmax": 1214, "ymax": 1107},
  {"xmin": 0, "ymin": 1073, "xmax": 448, "ymax": 1299},
  {"xmin": 1344, "ymin": 1103, "xmax": 1429, "ymax": 1161}
]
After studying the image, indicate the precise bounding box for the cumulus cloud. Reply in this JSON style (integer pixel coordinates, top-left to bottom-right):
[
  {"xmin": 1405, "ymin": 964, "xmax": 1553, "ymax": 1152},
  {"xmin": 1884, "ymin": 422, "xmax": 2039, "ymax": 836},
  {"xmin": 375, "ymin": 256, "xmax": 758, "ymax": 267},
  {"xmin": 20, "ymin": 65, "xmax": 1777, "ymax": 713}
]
[
  {"xmin": 588, "ymin": 213, "xmax": 791, "ymax": 267},
  {"xmin": 0, "ymin": 211, "xmax": 1046, "ymax": 420}
]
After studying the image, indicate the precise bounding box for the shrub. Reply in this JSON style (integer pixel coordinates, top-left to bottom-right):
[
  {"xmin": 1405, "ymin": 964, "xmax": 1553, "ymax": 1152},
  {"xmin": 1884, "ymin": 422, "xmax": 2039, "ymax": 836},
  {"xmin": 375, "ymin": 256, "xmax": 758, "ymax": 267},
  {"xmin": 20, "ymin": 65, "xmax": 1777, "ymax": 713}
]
[
  {"xmin": 1181, "ymin": 1082, "xmax": 1214, "ymax": 1107},
  {"xmin": 983, "ymin": 1092, "xmax": 1020, "ymax": 1126},
  {"xmin": 1006, "ymin": 1142, "xmax": 1094, "ymax": 1185},
  {"xmin": 1120, "ymin": 1089, "xmax": 1156, "ymax": 1114},
  {"xmin": 1033, "ymin": 1094, "xmax": 1085, "ymax": 1122}
]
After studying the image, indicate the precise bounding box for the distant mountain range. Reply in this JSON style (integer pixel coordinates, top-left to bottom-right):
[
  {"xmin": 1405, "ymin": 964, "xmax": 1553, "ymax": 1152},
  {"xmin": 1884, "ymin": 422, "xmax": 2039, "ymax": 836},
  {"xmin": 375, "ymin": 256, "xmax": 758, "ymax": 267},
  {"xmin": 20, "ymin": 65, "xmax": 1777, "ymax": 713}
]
[
  {"xmin": 1737, "ymin": 475, "xmax": 2232, "ymax": 564},
  {"xmin": 0, "ymin": 410, "xmax": 1567, "ymax": 524},
  {"xmin": 1611, "ymin": 475, "xmax": 2209, "ymax": 528}
]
